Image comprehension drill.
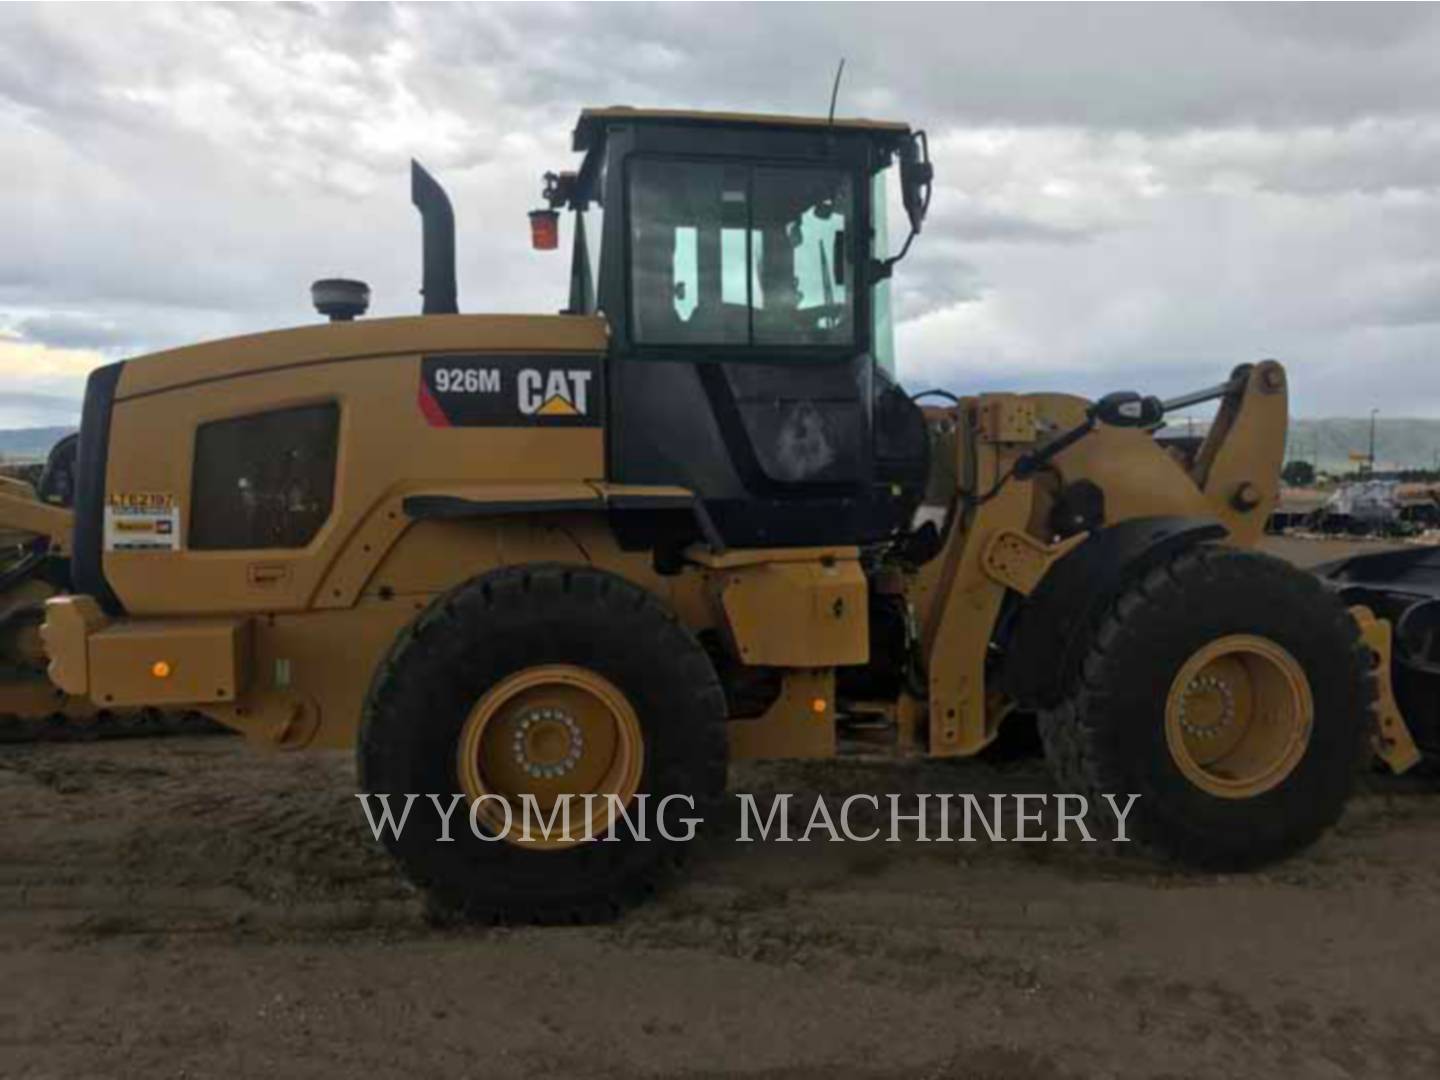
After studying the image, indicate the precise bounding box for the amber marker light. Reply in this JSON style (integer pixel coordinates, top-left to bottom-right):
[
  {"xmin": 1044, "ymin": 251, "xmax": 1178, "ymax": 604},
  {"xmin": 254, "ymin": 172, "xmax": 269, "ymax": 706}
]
[{"xmin": 529, "ymin": 209, "xmax": 559, "ymax": 250}]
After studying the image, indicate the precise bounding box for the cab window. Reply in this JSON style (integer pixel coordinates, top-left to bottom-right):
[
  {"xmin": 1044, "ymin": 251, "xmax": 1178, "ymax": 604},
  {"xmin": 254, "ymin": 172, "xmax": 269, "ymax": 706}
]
[{"xmin": 628, "ymin": 159, "xmax": 853, "ymax": 348}]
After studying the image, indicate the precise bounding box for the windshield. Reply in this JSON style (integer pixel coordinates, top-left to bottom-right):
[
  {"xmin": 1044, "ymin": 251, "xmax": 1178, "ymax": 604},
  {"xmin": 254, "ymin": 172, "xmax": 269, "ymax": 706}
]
[{"xmin": 628, "ymin": 159, "xmax": 854, "ymax": 348}]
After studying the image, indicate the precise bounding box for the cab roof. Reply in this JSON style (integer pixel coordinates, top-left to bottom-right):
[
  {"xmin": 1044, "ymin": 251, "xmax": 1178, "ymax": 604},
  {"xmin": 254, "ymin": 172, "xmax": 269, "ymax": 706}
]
[{"xmin": 573, "ymin": 106, "xmax": 911, "ymax": 152}]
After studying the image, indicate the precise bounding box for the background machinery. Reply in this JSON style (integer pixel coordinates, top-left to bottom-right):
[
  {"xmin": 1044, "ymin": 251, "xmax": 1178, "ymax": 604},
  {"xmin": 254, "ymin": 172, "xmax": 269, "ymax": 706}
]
[
  {"xmin": 0, "ymin": 437, "xmax": 213, "ymax": 739},
  {"xmin": 38, "ymin": 108, "xmax": 1380, "ymax": 920},
  {"xmin": 0, "ymin": 437, "xmax": 89, "ymax": 737}
]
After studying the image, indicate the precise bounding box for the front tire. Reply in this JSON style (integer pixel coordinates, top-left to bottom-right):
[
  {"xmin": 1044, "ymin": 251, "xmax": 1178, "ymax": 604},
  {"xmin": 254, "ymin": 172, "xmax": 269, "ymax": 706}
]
[
  {"xmin": 1038, "ymin": 545, "xmax": 1375, "ymax": 868},
  {"xmin": 358, "ymin": 563, "xmax": 727, "ymax": 923}
]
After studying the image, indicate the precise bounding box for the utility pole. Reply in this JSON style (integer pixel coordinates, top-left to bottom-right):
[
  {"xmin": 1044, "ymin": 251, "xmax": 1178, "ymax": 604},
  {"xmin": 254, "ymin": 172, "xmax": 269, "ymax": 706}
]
[{"xmin": 1369, "ymin": 408, "xmax": 1379, "ymax": 474}]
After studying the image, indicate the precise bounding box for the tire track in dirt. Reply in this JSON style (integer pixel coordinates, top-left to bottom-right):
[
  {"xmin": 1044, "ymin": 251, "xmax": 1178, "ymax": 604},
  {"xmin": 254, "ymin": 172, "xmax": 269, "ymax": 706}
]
[{"xmin": 2, "ymin": 737, "xmax": 1439, "ymax": 1077}]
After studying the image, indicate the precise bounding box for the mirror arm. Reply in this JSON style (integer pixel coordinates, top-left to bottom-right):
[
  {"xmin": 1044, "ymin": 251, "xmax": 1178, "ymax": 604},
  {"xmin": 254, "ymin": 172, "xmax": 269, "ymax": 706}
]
[{"xmin": 869, "ymin": 222, "xmax": 919, "ymax": 282}]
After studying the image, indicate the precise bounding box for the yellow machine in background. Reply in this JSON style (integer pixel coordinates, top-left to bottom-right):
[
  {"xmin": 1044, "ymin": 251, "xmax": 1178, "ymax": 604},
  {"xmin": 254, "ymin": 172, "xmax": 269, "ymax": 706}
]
[
  {"xmin": 0, "ymin": 449, "xmax": 84, "ymax": 733},
  {"xmin": 40, "ymin": 108, "xmax": 1378, "ymax": 921},
  {"xmin": 0, "ymin": 445, "xmax": 214, "ymax": 739}
]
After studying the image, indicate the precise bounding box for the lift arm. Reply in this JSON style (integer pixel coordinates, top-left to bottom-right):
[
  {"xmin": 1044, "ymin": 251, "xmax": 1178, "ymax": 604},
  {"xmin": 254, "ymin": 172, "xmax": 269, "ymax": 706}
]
[{"xmin": 0, "ymin": 479, "xmax": 72, "ymax": 554}]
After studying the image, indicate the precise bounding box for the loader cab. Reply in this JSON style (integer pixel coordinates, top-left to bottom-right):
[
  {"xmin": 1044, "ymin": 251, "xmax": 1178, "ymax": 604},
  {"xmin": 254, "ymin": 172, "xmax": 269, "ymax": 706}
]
[{"xmin": 545, "ymin": 108, "xmax": 931, "ymax": 548}]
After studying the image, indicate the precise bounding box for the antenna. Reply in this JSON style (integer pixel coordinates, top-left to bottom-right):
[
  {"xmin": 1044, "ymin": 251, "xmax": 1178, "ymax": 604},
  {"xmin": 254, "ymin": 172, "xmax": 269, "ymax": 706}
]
[{"xmin": 827, "ymin": 58, "xmax": 846, "ymax": 124}]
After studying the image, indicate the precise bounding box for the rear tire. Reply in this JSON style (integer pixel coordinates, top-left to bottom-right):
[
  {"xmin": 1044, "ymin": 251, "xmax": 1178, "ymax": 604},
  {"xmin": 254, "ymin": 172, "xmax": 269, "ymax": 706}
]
[
  {"xmin": 1038, "ymin": 545, "xmax": 1375, "ymax": 869},
  {"xmin": 358, "ymin": 563, "xmax": 727, "ymax": 923}
]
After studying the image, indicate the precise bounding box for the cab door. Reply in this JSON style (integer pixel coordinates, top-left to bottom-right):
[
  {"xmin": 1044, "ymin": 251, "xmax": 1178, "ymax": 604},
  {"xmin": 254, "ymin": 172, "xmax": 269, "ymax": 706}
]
[{"xmin": 604, "ymin": 149, "xmax": 886, "ymax": 546}]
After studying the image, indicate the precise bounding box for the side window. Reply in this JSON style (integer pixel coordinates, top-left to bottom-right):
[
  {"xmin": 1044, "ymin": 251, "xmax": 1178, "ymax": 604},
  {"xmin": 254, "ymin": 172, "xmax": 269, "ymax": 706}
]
[
  {"xmin": 586, "ymin": 155, "xmax": 608, "ymax": 310},
  {"xmin": 189, "ymin": 404, "xmax": 340, "ymax": 550},
  {"xmin": 870, "ymin": 166, "xmax": 896, "ymax": 376}
]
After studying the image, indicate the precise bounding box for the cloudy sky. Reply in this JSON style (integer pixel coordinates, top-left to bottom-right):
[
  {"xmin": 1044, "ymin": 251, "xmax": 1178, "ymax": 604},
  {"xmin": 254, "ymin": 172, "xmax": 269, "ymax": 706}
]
[{"xmin": 3, "ymin": 2, "xmax": 1440, "ymax": 428}]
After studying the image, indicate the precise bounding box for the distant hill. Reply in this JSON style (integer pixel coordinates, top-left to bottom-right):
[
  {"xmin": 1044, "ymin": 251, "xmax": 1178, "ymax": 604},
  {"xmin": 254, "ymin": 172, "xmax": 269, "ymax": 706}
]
[
  {"xmin": 0, "ymin": 426, "xmax": 75, "ymax": 463},
  {"xmin": 1158, "ymin": 417, "xmax": 1440, "ymax": 474},
  {"xmin": 1285, "ymin": 418, "xmax": 1440, "ymax": 474}
]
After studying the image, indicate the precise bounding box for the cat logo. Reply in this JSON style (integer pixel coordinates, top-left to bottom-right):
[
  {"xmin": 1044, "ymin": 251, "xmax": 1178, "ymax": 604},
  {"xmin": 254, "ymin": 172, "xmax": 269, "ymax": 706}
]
[
  {"xmin": 518, "ymin": 369, "xmax": 593, "ymax": 417},
  {"xmin": 418, "ymin": 354, "xmax": 602, "ymax": 427}
]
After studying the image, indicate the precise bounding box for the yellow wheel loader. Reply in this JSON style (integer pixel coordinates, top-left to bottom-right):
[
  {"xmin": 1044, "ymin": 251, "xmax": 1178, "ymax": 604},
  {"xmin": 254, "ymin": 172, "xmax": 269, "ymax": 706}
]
[{"xmin": 39, "ymin": 108, "xmax": 1379, "ymax": 921}]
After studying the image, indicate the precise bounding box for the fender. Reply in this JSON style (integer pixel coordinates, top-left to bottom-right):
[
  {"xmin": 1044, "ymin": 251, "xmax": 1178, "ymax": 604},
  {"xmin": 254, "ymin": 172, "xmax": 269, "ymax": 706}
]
[
  {"xmin": 312, "ymin": 481, "xmax": 723, "ymax": 608},
  {"xmin": 1000, "ymin": 515, "xmax": 1227, "ymax": 708},
  {"xmin": 401, "ymin": 484, "xmax": 724, "ymax": 553}
]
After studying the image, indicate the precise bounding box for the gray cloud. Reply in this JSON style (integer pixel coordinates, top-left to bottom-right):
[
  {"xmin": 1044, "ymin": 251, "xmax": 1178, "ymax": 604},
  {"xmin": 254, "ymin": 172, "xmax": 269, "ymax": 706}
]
[
  {"xmin": 13, "ymin": 313, "xmax": 135, "ymax": 351},
  {"xmin": 4, "ymin": 3, "xmax": 1440, "ymax": 424},
  {"xmin": 891, "ymin": 244, "xmax": 987, "ymax": 323}
]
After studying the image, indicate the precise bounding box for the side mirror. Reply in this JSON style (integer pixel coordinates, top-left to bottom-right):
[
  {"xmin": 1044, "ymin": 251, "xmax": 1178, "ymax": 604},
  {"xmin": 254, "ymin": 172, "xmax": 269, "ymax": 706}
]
[
  {"xmin": 1091, "ymin": 391, "xmax": 1164, "ymax": 428},
  {"xmin": 871, "ymin": 130, "xmax": 935, "ymax": 282},
  {"xmin": 899, "ymin": 131, "xmax": 933, "ymax": 232}
]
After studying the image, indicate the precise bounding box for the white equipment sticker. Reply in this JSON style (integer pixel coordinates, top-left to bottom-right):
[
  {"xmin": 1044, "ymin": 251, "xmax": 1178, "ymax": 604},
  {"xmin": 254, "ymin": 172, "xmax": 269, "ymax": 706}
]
[{"xmin": 105, "ymin": 492, "xmax": 180, "ymax": 551}]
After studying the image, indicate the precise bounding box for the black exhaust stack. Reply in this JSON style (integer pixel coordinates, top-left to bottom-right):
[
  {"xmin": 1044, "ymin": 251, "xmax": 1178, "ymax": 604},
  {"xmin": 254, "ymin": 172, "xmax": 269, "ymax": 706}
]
[{"xmin": 411, "ymin": 160, "xmax": 458, "ymax": 315}]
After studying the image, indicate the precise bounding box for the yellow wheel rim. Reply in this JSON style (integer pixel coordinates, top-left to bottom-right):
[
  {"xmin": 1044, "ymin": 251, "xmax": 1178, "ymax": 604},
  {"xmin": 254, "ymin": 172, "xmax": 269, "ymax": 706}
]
[
  {"xmin": 456, "ymin": 664, "xmax": 644, "ymax": 850},
  {"xmin": 1164, "ymin": 634, "xmax": 1313, "ymax": 799}
]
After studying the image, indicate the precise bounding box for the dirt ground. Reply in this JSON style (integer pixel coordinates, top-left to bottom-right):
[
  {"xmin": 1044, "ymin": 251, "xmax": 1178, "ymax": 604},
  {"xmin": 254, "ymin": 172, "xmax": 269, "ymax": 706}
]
[{"xmin": 3, "ymin": 534, "xmax": 1439, "ymax": 1079}]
